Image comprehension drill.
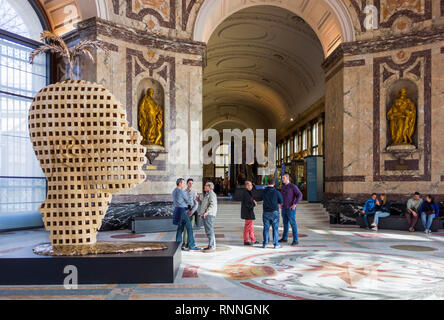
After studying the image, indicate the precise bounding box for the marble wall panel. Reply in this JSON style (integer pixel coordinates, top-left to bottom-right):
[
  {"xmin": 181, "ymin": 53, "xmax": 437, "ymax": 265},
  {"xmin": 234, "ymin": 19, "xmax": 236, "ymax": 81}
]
[
  {"xmin": 324, "ymin": 59, "xmax": 345, "ymax": 195},
  {"xmin": 326, "ymin": 39, "xmax": 444, "ymax": 200},
  {"xmin": 109, "ymin": 0, "xmax": 204, "ymax": 41},
  {"xmin": 73, "ymin": 18, "xmax": 205, "ymax": 199}
]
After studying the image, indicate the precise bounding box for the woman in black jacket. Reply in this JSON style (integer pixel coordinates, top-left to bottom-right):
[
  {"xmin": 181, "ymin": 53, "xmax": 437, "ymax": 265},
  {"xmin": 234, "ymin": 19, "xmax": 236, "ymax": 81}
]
[
  {"xmin": 372, "ymin": 194, "xmax": 391, "ymax": 231},
  {"xmin": 241, "ymin": 181, "xmax": 259, "ymax": 245}
]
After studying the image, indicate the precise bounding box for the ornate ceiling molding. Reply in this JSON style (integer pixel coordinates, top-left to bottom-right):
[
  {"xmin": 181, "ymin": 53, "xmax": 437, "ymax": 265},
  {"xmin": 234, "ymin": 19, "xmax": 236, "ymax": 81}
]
[
  {"xmin": 38, "ymin": 0, "xmax": 108, "ymax": 35},
  {"xmin": 206, "ymin": 49, "xmax": 318, "ymax": 91},
  {"xmin": 204, "ymin": 70, "xmax": 297, "ymax": 111}
]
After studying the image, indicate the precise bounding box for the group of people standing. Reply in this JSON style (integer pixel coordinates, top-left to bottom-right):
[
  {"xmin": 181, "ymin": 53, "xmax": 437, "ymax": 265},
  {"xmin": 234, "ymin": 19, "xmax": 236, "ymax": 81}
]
[
  {"xmin": 241, "ymin": 173, "xmax": 303, "ymax": 249},
  {"xmin": 362, "ymin": 192, "xmax": 440, "ymax": 233},
  {"xmin": 173, "ymin": 172, "xmax": 303, "ymax": 251},
  {"xmin": 172, "ymin": 178, "xmax": 218, "ymax": 252},
  {"xmin": 173, "ymin": 177, "xmax": 440, "ymax": 250}
]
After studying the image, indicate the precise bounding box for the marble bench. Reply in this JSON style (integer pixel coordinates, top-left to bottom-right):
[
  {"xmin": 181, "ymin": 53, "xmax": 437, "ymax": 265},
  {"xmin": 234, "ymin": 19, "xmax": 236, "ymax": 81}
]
[{"xmin": 356, "ymin": 215, "xmax": 443, "ymax": 232}]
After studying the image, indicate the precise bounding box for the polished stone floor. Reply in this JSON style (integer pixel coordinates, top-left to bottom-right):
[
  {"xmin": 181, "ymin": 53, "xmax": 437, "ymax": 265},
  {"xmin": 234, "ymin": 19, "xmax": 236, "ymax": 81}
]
[{"xmin": 1, "ymin": 201, "xmax": 444, "ymax": 300}]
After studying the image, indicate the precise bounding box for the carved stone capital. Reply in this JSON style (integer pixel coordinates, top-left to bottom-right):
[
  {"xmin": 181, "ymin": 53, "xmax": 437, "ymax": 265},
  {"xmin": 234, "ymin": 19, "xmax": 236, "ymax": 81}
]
[
  {"xmin": 145, "ymin": 146, "xmax": 167, "ymax": 164},
  {"xmin": 146, "ymin": 150, "xmax": 161, "ymax": 164}
]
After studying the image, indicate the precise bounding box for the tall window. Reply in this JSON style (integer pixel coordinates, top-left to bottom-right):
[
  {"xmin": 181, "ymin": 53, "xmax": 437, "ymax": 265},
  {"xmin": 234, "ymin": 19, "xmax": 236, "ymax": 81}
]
[
  {"xmin": 312, "ymin": 122, "xmax": 319, "ymax": 155},
  {"xmin": 298, "ymin": 132, "xmax": 302, "ymax": 152},
  {"xmin": 280, "ymin": 143, "xmax": 284, "ymax": 162},
  {"xmin": 293, "ymin": 133, "xmax": 298, "ymax": 153},
  {"xmin": 276, "ymin": 144, "xmax": 279, "ymax": 164},
  {"xmin": 286, "ymin": 139, "xmax": 291, "ymax": 159},
  {"xmin": 215, "ymin": 144, "xmax": 230, "ymax": 178},
  {"xmin": 0, "ymin": 0, "xmax": 48, "ymax": 229},
  {"xmin": 302, "ymin": 128, "xmax": 308, "ymax": 151}
]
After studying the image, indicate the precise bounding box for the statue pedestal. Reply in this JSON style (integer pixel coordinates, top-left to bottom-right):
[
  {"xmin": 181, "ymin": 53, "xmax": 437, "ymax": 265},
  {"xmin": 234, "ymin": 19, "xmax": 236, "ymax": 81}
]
[
  {"xmin": 145, "ymin": 144, "xmax": 165, "ymax": 152},
  {"xmin": 384, "ymin": 144, "xmax": 419, "ymax": 171},
  {"xmin": 385, "ymin": 144, "xmax": 418, "ymax": 160},
  {"xmin": 386, "ymin": 144, "xmax": 416, "ymax": 152},
  {"xmin": 145, "ymin": 144, "xmax": 167, "ymax": 164}
]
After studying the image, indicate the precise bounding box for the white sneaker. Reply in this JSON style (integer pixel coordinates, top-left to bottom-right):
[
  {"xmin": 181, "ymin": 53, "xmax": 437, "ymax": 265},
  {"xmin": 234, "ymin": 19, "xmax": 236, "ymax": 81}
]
[
  {"xmin": 371, "ymin": 226, "xmax": 378, "ymax": 231},
  {"xmin": 371, "ymin": 222, "xmax": 377, "ymax": 227},
  {"xmin": 424, "ymin": 230, "xmax": 429, "ymax": 234}
]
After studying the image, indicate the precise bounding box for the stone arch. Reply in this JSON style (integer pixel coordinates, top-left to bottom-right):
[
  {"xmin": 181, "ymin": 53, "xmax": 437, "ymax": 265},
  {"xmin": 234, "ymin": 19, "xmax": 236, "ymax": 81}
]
[
  {"xmin": 207, "ymin": 118, "xmax": 251, "ymax": 132},
  {"xmin": 193, "ymin": 0, "xmax": 356, "ymax": 57}
]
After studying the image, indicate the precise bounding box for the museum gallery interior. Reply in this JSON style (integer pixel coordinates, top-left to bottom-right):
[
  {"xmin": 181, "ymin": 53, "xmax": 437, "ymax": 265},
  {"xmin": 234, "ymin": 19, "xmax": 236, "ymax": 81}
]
[{"xmin": 0, "ymin": 0, "xmax": 443, "ymax": 301}]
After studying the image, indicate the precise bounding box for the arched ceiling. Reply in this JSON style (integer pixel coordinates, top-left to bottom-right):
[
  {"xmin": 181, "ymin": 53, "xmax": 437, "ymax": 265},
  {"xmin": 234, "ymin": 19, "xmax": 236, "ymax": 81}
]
[
  {"xmin": 194, "ymin": 0, "xmax": 355, "ymax": 57},
  {"xmin": 37, "ymin": 0, "xmax": 109, "ymax": 35},
  {"xmin": 203, "ymin": 5, "xmax": 325, "ymax": 131}
]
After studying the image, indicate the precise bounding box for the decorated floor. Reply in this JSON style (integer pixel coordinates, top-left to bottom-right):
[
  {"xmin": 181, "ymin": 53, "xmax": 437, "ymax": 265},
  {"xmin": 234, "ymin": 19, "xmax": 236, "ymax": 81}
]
[{"xmin": 1, "ymin": 202, "xmax": 444, "ymax": 300}]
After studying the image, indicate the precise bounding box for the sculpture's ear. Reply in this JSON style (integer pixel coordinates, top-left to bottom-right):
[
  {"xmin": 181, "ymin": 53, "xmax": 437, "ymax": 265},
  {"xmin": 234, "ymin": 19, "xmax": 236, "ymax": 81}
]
[
  {"xmin": 55, "ymin": 142, "xmax": 77, "ymax": 168},
  {"xmin": 54, "ymin": 135, "xmax": 95, "ymax": 168}
]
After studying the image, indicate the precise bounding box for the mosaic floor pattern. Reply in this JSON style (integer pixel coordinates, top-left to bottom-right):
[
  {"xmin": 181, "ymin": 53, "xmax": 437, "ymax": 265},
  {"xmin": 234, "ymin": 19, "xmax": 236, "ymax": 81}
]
[{"xmin": 1, "ymin": 202, "xmax": 444, "ymax": 300}]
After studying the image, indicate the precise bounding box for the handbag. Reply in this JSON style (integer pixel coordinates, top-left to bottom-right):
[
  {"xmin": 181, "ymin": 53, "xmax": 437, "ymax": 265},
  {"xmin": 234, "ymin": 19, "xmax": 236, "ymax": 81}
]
[{"xmin": 423, "ymin": 202, "xmax": 435, "ymax": 215}]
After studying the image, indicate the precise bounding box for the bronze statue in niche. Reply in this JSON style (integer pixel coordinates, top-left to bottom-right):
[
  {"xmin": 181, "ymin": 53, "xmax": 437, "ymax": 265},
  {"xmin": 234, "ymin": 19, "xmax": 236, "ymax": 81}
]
[
  {"xmin": 138, "ymin": 88, "xmax": 164, "ymax": 146},
  {"xmin": 387, "ymin": 89, "xmax": 416, "ymax": 146}
]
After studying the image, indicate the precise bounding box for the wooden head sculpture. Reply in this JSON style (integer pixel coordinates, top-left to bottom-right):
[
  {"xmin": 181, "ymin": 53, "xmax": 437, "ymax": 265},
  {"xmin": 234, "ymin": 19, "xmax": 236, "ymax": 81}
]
[{"xmin": 28, "ymin": 80, "xmax": 147, "ymax": 248}]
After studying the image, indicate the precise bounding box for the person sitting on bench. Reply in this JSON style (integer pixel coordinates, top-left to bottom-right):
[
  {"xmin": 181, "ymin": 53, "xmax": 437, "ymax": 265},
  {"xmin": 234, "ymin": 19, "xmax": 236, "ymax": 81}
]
[
  {"xmin": 361, "ymin": 193, "xmax": 378, "ymax": 230},
  {"xmin": 406, "ymin": 192, "xmax": 423, "ymax": 232},
  {"xmin": 371, "ymin": 194, "xmax": 390, "ymax": 231},
  {"xmin": 419, "ymin": 195, "xmax": 440, "ymax": 234}
]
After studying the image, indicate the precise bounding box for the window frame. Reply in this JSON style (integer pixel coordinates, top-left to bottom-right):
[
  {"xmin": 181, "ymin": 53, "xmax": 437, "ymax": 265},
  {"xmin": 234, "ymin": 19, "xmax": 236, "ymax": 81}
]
[
  {"xmin": 214, "ymin": 143, "xmax": 230, "ymax": 179},
  {"xmin": 312, "ymin": 122, "xmax": 319, "ymax": 156},
  {"xmin": 0, "ymin": 3, "xmax": 51, "ymax": 227},
  {"xmin": 286, "ymin": 139, "xmax": 291, "ymax": 159},
  {"xmin": 302, "ymin": 128, "xmax": 308, "ymax": 151}
]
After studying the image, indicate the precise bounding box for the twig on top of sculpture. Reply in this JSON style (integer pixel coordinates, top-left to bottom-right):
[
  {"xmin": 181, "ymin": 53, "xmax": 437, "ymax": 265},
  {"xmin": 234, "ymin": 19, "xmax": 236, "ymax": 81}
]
[{"xmin": 29, "ymin": 30, "xmax": 109, "ymax": 80}]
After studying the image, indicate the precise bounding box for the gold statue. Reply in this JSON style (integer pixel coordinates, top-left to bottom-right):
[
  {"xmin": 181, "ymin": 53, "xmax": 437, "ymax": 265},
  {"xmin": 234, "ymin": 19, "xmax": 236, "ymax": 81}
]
[
  {"xmin": 138, "ymin": 88, "xmax": 163, "ymax": 146},
  {"xmin": 387, "ymin": 89, "xmax": 416, "ymax": 145}
]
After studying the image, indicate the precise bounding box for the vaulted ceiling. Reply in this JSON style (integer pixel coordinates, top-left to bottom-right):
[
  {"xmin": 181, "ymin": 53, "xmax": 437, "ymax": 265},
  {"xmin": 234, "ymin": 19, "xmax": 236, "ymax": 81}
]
[
  {"xmin": 203, "ymin": 5, "xmax": 325, "ymax": 132},
  {"xmin": 37, "ymin": 0, "xmax": 103, "ymax": 35}
]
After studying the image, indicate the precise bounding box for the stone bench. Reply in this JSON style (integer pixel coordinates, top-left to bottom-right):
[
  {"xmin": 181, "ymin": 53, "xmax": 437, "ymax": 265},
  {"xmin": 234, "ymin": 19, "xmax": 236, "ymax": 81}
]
[
  {"xmin": 101, "ymin": 201, "xmax": 175, "ymax": 231},
  {"xmin": 356, "ymin": 215, "xmax": 443, "ymax": 232},
  {"xmin": 324, "ymin": 200, "xmax": 444, "ymax": 229}
]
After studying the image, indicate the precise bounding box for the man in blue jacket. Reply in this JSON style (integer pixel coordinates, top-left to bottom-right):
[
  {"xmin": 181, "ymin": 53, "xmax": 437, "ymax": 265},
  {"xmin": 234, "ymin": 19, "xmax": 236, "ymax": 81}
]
[
  {"xmin": 257, "ymin": 175, "xmax": 283, "ymax": 249},
  {"xmin": 361, "ymin": 193, "xmax": 378, "ymax": 229},
  {"xmin": 173, "ymin": 178, "xmax": 200, "ymax": 251}
]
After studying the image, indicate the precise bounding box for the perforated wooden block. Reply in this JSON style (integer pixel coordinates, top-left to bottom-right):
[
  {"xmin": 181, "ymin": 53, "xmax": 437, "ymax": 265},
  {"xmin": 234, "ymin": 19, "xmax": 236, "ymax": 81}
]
[{"xmin": 28, "ymin": 80, "xmax": 147, "ymax": 247}]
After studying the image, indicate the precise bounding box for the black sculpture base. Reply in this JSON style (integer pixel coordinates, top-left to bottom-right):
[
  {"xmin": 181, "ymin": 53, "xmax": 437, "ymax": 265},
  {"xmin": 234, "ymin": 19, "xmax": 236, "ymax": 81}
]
[{"xmin": 0, "ymin": 242, "xmax": 181, "ymax": 285}]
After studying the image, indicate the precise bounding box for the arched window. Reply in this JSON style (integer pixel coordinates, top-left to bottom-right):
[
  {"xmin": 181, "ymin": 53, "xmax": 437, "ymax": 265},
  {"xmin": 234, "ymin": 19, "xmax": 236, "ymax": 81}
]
[
  {"xmin": 215, "ymin": 144, "xmax": 230, "ymax": 178},
  {"xmin": 312, "ymin": 122, "xmax": 319, "ymax": 156},
  {"xmin": 0, "ymin": 0, "xmax": 49, "ymax": 230}
]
